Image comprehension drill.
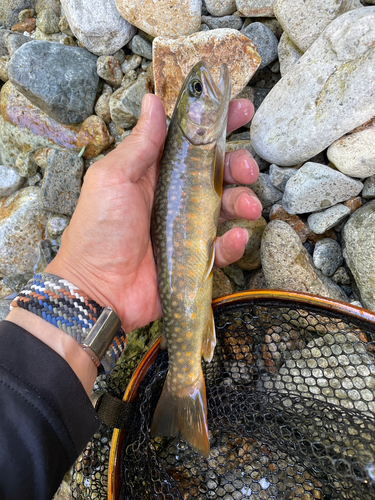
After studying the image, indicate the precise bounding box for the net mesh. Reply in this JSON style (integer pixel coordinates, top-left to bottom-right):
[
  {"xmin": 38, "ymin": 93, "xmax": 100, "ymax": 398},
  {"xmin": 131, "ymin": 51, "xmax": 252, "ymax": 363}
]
[{"xmin": 119, "ymin": 299, "xmax": 375, "ymax": 500}]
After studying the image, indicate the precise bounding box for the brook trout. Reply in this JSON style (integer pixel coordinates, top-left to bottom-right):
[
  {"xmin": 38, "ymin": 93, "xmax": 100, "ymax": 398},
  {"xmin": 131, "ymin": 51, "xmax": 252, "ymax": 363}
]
[{"xmin": 151, "ymin": 61, "xmax": 231, "ymax": 457}]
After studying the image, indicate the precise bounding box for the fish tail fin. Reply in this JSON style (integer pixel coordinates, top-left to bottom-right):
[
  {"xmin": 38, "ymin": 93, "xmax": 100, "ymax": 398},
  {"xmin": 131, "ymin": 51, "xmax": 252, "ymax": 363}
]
[{"xmin": 150, "ymin": 369, "xmax": 210, "ymax": 458}]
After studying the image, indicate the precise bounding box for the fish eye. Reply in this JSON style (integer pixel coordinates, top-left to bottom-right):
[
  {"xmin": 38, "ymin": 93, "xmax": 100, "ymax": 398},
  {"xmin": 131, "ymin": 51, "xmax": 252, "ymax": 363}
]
[{"xmin": 188, "ymin": 79, "xmax": 203, "ymax": 97}]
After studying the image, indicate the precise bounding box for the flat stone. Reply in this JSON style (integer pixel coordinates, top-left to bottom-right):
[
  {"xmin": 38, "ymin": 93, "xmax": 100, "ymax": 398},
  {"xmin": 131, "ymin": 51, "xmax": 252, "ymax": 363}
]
[
  {"xmin": 277, "ymin": 32, "xmax": 302, "ymax": 77},
  {"xmin": 8, "ymin": 40, "xmax": 99, "ymax": 124},
  {"xmin": 307, "ymin": 204, "xmax": 351, "ymax": 234},
  {"xmin": 235, "ymin": 0, "xmax": 274, "ymax": 16},
  {"xmin": 116, "ymin": 0, "xmax": 200, "ymax": 38},
  {"xmin": 95, "ymin": 84, "xmax": 112, "ymax": 124},
  {"xmin": 249, "ymin": 173, "xmax": 282, "ymax": 208},
  {"xmin": 97, "ymin": 55, "xmax": 123, "ymax": 87},
  {"xmin": 76, "ymin": 115, "xmax": 114, "ymax": 159},
  {"xmin": 11, "ymin": 17, "xmax": 36, "ymax": 33},
  {"xmin": 362, "ymin": 176, "xmax": 375, "ymax": 200},
  {"xmin": 273, "ymin": 0, "xmax": 362, "ymax": 53},
  {"xmin": 343, "ymin": 196, "xmax": 362, "ymax": 214},
  {"xmin": 46, "ymin": 214, "xmax": 70, "ymax": 238},
  {"xmin": 213, "ymin": 268, "xmax": 234, "ymax": 299},
  {"xmin": 35, "ymin": 0, "xmax": 60, "ymax": 14},
  {"xmin": 121, "ymin": 54, "xmax": 142, "ymax": 74},
  {"xmin": 205, "ymin": 0, "xmax": 237, "ymax": 16},
  {"xmin": 109, "ymin": 73, "xmax": 152, "ymax": 128},
  {"xmin": 0, "ymin": 0, "xmax": 36, "ymax": 29},
  {"xmin": 36, "ymin": 8, "xmax": 59, "ymax": 33},
  {"xmin": 342, "ymin": 200, "xmax": 375, "ymax": 311},
  {"xmin": 226, "ymin": 140, "xmax": 269, "ymax": 171},
  {"xmin": 327, "ymin": 125, "xmax": 375, "ymax": 178},
  {"xmin": 0, "ymin": 165, "xmax": 24, "ymax": 197},
  {"xmin": 128, "ymin": 34, "xmax": 153, "ymax": 60},
  {"xmin": 0, "ymin": 186, "xmax": 48, "ymax": 276},
  {"xmin": 282, "ymin": 162, "xmax": 363, "ymax": 215},
  {"xmin": 261, "ymin": 219, "xmax": 347, "ymax": 301},
  {"xmin": 217, "ymin": 217, "xmax": 267, "ymax": 270},
  {"xmin": 4, "ymin": 31, "xmax": 31, "ymax": 56},
  {"xmin": 313, "ymin": 238, "xmax": 343, "ymax": 276},
  {"xmin": 201, "ymin": 15, "xmax": 243, "ymax": 30},
  {"xmin": 251, "ymin": 8, "xmax": 375, "ymax": 166},
  {"xmin": 0, "ymin": 82, "xmax": 80, "ymax": 166},
  {"xmin": 153, "ymin": 29, "xmax": 261, "ymax": 117},
  {"xmin": 61, "ymin": 0, "xmax": 136, "ymax": 56},
  {"xmin": 269, "ymin": 164, "xmax": 297, "ymax": 191},
  {"xmin": 242, "ymin": 22, "xmax": 278, "ymax": 68},
  {"xmin": 37, "ymin": 148, "xmax": 84, "ymax": 216}
]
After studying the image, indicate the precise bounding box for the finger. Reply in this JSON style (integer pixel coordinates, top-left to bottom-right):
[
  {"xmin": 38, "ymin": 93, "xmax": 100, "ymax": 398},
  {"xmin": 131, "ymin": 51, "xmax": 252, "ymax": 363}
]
[
  {"xmin": 227, "ymin": 99, "xmax": 254, "ymax": 134},
  {"xmin": 97, "ymin": 94, "xmax": 167, "ymax": 183},
  {"xmin": 214, "ymin": 228, "xmax": 248, "ymax": 268},
  {"xmin": 220, "ymin": 186, "xmax": 262, "ymax": 223},
  {"xmin": 224, "ymin": 149, "xmax": 259, "ymax": 185}
]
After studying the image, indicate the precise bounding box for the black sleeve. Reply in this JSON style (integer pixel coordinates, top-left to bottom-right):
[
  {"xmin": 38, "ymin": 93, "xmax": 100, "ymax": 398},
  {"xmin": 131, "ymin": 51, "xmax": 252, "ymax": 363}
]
[{"xmin": 0, "ymin": 320, "xmax": 100, "ymax": 500}]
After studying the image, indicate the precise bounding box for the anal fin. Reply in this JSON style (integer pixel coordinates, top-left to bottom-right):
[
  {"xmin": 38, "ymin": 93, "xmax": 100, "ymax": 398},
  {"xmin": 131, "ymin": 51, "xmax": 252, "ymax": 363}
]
[{"xmin": 201, "ymin": 307, "xmax": 216, "ymax": 362}]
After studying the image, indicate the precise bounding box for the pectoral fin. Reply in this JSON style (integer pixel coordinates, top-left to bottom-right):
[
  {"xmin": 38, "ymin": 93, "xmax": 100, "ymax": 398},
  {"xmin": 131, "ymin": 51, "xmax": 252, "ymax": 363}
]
[
  {"xmin": 204, "ymin": 240, "xmax": 215, "ymax": 281},
  {"xmin": 201, "ymin": 307, "xmax": 216, "ymax": 362}
]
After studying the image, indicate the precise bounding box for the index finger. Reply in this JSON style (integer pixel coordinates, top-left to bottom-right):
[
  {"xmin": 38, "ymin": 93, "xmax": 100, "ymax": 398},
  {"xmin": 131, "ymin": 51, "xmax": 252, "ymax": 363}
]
[{"xmin": 227, "ymin": 99, "xmax": 254, "ymax": 134}]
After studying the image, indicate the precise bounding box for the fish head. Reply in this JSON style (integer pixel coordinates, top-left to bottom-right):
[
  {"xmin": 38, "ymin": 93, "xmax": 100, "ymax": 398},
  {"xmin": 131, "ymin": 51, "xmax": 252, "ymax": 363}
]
[{"xmin": 174, "ymin": 61, "xmax": 231, "ymax": 145}]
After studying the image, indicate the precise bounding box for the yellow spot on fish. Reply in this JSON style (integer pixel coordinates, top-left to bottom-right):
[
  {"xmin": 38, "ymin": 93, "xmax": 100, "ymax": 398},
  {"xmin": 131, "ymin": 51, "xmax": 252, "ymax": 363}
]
[
  {"xmin": 191, "ymin": 198, "xmax": 199, "ymax": 203},
  {"xmin": 178, "ymin": 265, "xmax": 184, "ymax": 270},
  {"xmin": 177, "ymin": 352, "xmax": 181, "ymax": 356},
  {"xmin": 177, "ymin": 294, "xmax": 183, "ymax": 300},
  {"xmin": 179, "ymin": 358, "xmax": 184, "ymax": 363},
  {"xmin": 172, "ymin": 301, "xmax": 178, "ymax": 307},
  {"xmin": 182, "ymin": 322, "xmax": 187, "ymax": 327},
  {"xmin": 188, "ymin": 271, "xmax": 195, "ymax": 277},
  {"xmin": 182, "ymin": 344, "xmax": 186, "ymax": 349},
  {"xmin": 189, "ymin": 372, "xmax": 195, "ymax": 378},
  {"xmin": 189, "ymin": 360, "xmax": 194, "ymax": 365},
  {"xmin": 182, "ymin": 368, "xmax": 187, "ymax": 372},
  {"xmin": 197, "ymin": 230, "xmax": 203, "ymax": 235},
  {"xmin": 179, "ymin": 281, "xmax": 184, "ymax": 286},
  {"xmin": 178, "ymin": 272, "xmax": 182, "ymax": 277},
  {"xmin": 174, "ymin": 242, "xmax": 179, "ymax": 247},
  {"xmin": 188, "ymin": 256, "xmax": 195, "ymax": 262},
  {"xmin": 185, "ymin": 240, "xmax": 192, "ymax": 247},
  {"xmin": 174, "ymin": 313, "xmax": 180, "ymax": 319},
  {"xmin": 186, "ymin": 352, "xmax": 191, "ymax": 356},
  {"xmin": 187, "ymin": 213, "xmax": 195, "ymax": 219},
  {"xmin": 177, "ymin": 337, "xmax": 182, "ymax": 342},
  {"xmin": 191, "ymin": 313, "xmax": 197, "ymax": 319},
  {"xmin": 174, "ymin": 327, "xmax": 180, "ymax": 332},
  {"xmin": 189, "ymin": 292, "xmax": 195, "ymax": 299},
  {"xmin": 178, "ymin": 374, "xmax": 182, "ymax": 379},
  {"xmin": 186, "ymin": 332, "xmax": 192, "ymax": 338}
]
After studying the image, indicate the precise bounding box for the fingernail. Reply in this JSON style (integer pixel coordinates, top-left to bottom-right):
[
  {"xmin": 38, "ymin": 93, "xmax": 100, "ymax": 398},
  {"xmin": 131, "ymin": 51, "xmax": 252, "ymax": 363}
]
[{"xmin": 141, "ymin": 93, "xmax": 152, "ymax": 114}]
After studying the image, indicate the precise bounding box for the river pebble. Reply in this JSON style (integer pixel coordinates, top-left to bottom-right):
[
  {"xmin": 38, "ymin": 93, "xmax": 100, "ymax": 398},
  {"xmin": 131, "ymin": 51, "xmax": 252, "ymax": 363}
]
[
  {"xmin": 307, "ymin": 204, "xmax": 351, "ymax": 234},
  {"xmin": 277, "ymin": 32, "xmax": 302, "ymax": 76},
  {"xmin": 0, "ymin": 165, "xmax": 24, "ymax": 197},
  {"xmin": 242, "ymin": 22, "xmax": 278, "ymax": 68},
  {"xmin": 313, "ymin": 238, "xmax": 343, "ymax": 277},
  {"xmin": 97, "ymin": 55, "xmax": 123, "ymax": 87},
  {"xmin": 128, "ymin": 34, "xmax": 152, "ymax": 61},
  {"xmin": 201, "ymin": 14, "xmax": 243, "ymax": 30},
  {"xmin": 36, "ymin": 7, "xmax": 59, "ymax": 33},
  {"xmin": 362, "ymin": 176, "xmax": 375, "ymax": 200},
  {"xmin": 205, "ymin": 0, "xmax": 237, "ymax": 16},
  {"xmin": 269, "ymin": 164, "xmax": 297, "ymax": 191}
]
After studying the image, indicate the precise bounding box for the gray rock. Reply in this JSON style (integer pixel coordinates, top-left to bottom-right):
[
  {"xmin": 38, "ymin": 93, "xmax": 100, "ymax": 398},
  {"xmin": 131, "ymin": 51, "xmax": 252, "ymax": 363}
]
[
  {"xmin": 0, "ymin": 0, "xmax": 36, "ymax": 28},
  {"xmin": 201, "ymin": 15, "xmax": 243, "ymax": 30},
  {"xmin": 61, "ymin": 0, "xmax": 136, "ymax": 56},
  {"xmin": 282, "ymin": 162, "xmax": 363, "ymax": 214},
  {"xmin": 205, "ymin": 0, "xmax": 237, "ymax": 16},
  {"xmin": 109, "ymin": 74, "xmax": 150, "ymax": 128},
  {"xmin": 0, "ymin": 29, "xmax": 11, "ymax": 57},
  {"xmin": 331, "ymin": 266, "xmax": 351, "ymax": 286},
  {"xmin": 222, "ymin": 264, "xmax": 245, "ymax": 289},
  {"xmin": 242, "ymin": 22, "xmax": 278, "ymax": 68},
  {"xmin": 0, "ymin": 165, "xmax": 24, "ymax": 197},
  {"xmin": 313, "ymin": 238, "xmax": 343, "ymax": 276},
  {"xmin": 273, "ymin": 0, "xmax": 362, "ymax": 52},
  {"xmin": 36, "ymin": 8, "xmax": 60, "ymax": 34},
  {"xmin": 112, "ymin": 49, "xmax": 126, "ymax": 65},
  {"xmin": 251, "ymin": 8, "xmax": 375, "ymax": 166},
  {"xmin": 97, "ymin": 55, "xmax": 123, "ymax": 87},
  {"xmin": 4, "ymin": 31, "xmax": 31, "ymax": 56},
  {"xmin": 342, "ymin": 200, "xmax": 375, "ymax": 311},
  {"xmin": 8, "ymin": 40, "xmax": 99, "ymax": 124},
  {"xmin": 250, "ymin": 173, "xmax": 283, "ymax": 208},
  {"xmin": 47, "ymin": 214, "xmax": 70, "ymax": 238},
  {"xmin": 235, "ymin": 0, "xmax": 275, "ymax": 16},
  {"xmin": 95, "ymin": 84, "xmax": 112, "ymax": 124},
  {"xmin": 0, "ymin": 55, "xmax": 9, "ymax": 82},
  {"xmin": 246, "ymin": 267, "xmax": 268, "ymax": 289},
  {"xmin": 199, "ymin": 23, "xmax": 210, "ymax": 31},
  {"xmin": 362, "ymin": 175, "xmax": 375, "ymax": 199},
  {"xmin": 277, "ymin": 31, "xmax": 302, "ymax": 77},
  {"xmin": 128, "ymin": 35, "xmax": 152, "ymax": 61},
  {"xmin": 261, "ymin": 220, "xmax": 347, "ymax": 301},
  {"xmin": 39, "ymin": 148, "xmax": 84, "ymax": 216},
  {"xmin": 0, "ymin": 300, "xmax": 11, "ymax": 321},
  {"xmin": 0, "ymin": 186, "xmax": 48, "ymax": 276},
  {"xmin": 257, "ymin": 17, "xmax": 283, "ymax": 39},
  {"xmin": 121, "ymin": 54, "xmax": 142, "ymax": 74},
  {"xmin": 269, "ymin": 164, "xmax": 297, "ymax": 191},
  {"xmin": 35, "ymin": 0, "xmax": 60, "ymax": 14},
  {"xmin": 307, "ymin": 204, "xmax": 351, "ymax": 234}
]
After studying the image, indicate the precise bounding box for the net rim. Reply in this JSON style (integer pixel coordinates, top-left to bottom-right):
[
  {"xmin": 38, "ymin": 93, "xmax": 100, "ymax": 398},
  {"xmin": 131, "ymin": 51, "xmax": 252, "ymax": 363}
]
[{"xmin": 108, "ymin": 289, "xmax": 375, "ymax": 500}]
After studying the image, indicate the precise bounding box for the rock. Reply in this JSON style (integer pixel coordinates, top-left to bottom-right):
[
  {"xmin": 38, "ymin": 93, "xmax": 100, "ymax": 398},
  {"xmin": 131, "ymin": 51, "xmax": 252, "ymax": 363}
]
[
  {"xmin": 331, "ymin": 266, "xmax": 351, "ymax": 286},
  {"xmin": 18, "ymin": 8, "xmax": 35, "ymax": 21},
  {"xmin": 362, "ymin": 176, "xmax": 375, "ymax": 199},
  {"xmin": 201, "ymin": 15, "xmax": 243, "ymax": 30},
  {"xmin": 217, "ymin": 217, "xmax": 267, "ymax": 270},
  {"xmin": 33, "ymin": 27, "xmax": 71, "ymax": 43},
  {"xmin": 282, "ymin": 163, "xmax": 363, "ymax": 215},
  {"xmin": 343, "ymin": 196, "xmax": 362, "ymax": 214},
  {"xmin": 36, "ymin": 8, "xmax": 59, "ymax": 33},
  {"xmin": 307, "ymin": 204, "xmax": 351, "ymax": 234},
  {"xmin": 0, "ymin": 82, "xmax": 81, "ymax": 166},
  {"xmin": 242, "ymin": 22, "xmax": 278, "ymax": 68},
  {"xmin": 8, "ymin": 40, "xmax": 99, "ymax": 124},
  {"xmin": 15, "ymin": 151, "xmax": 39, "ymax": 177},
  {"xmin": 313, "ymin": 238, "xmax": 343, "ymax": 276},
  {"xmin": 35, "ymin": 0, "xmax": 60, "ymax": 15},
  {"xmin": 97, "ymin": 55, "xmax": 123, "ymax": 87},
  {"xmin": 0, "ymin": 55, "xmax": 9, "ymax": 82},
  {"xmin": 269, "ymin": 164, "xmax": 297, "ymax": 191},
  {"xmin": 0, "ymin": 186, "xmax": 48, "ymax": 276},
  {"xmin": 115, "ymin": 0, "xmax": 200, "ymax": 38},
  {"xmin": 95, "ymin": 84, "xmax": 112, "ymax": 124},
  {"xmin": 0, "ymin": 0, "xmax": 36, "ymax": 28},
  {"xmin": 342, "ymin": 200, "xmax": 375, "ymax": 311},
  {"xmin": 37, "ymin": 148, "xmax": 84, "ymax": 216},
  {"xmin": 273, "ymin": 0, "xmax": 362, "ymax": 53},
  {"xmin": 269, "ymin": 204, "xmax": 312, "ymax": 243},
  {"xmin": 4, "ymin": 31, "xmax": 31, "ymax": 56},
  {"xmin": 251, "ymin": 8, "xmax": 375, "ymax": 166},
  {"xmin": 121, "ymin": 54, "xmax": 142, "ymax": 74},
  {"xmin": 153, "ymin": 29, "xmax": 261, "ymax": 117},
  {"xmin": 256, "ymin": 17, "xmax": 283, "ymax": 39},
  {"xmin": 58, "ymin": 15, "xmax": 73, "ymax": 36},
  {"xmin": 249, "ymin": 173, "xmax": 283, "ymax": 208},
  {"xmin": 235, "ymin": 86, "xmax": 270, "ymax": 128},
  {"xmin": 226, "ymin": 140, "xmax": 269, "ymax": 171},
  {"xmin": 0, "ymin": 300, "xmax": 11, "ymax": 320},
  {"xmin": 0, "ymin": 29, "xmax": 11, "ymax": 57},
  {"xmin": 213, "ymin": 268, "xmax": 234, "ymax": 299},
  {"xmin": 235, "ymin": 0, "xmax": 274, "ymax": 16},
  {"xmin": 46, "ymin": 214, "xmax": 70, "ymax": 238},
  {"xmin": 112, "ymin": 49, "xmax": 125, "ymax": 65},
  {"xmin": 11, "ymin": 17, "xmax": 36, "ymax": 33},
  {"xmin": 76, "ymin": 115, "xmax": 114, "ymax": 160},
  {"xmin": 222, "ymin": 264, "xmax": 245, "ymax": 289},
  {"xmin": 246, "ymin": 267, "xmax": 268, "ymax": 289},
  {"xmin": 199, "ymin": 23, "xmax": 210, "ymax": 31},
  {"xmin": 61, "ymin": 0, "xmax": 136, "ymax": 56},
  {"xmin": 277, "ymin": 32, "xmax": 302, "ymax": 77},
  {"xmin": 109, "ymin": 73, "xmax": 152, "ymax": 128},
  {"xmin": 205, "ymin": 0, "xmax": 237, "ymax": 16},
  {"xmin": 261, "ymin": 220, "xmax": 347, "ymax": 301},
  {"xmin": 128, "ymin": 34, "xmax": 152, "ymax": 60},
  {"xmin": 0, "ymin": 165, "xmax": 24, "ymax": 197},
  {"xmin": 327, "ymin": 125, "xmax": 375, "ymax": 178}
]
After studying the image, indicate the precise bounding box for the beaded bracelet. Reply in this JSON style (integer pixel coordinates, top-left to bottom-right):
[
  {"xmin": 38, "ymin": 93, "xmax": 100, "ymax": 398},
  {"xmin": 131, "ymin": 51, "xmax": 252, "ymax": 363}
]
[{"xmin": 10, "ymin": 272, "xmax": 126, "ymax": 373}]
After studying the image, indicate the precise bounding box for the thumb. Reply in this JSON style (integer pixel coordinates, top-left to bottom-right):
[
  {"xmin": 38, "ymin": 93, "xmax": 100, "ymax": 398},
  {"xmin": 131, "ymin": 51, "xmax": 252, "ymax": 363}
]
[{"xmin": 107, "ymin": 93, "xmax": 167, "ymax": 182}]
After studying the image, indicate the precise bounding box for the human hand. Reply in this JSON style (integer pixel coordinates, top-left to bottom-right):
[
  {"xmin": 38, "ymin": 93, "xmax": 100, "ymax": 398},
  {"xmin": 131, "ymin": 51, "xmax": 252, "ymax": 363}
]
[{"xmin": 45, "ymin": 94, "xmax": 262, "ymax": 332}]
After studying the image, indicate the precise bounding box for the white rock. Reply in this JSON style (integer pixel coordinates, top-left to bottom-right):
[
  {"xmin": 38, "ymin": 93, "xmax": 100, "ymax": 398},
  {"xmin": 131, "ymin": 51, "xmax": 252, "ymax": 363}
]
[
  {"xmin": 307, "ymin": 204, "xmax": 351, "ymax": 234},
  {"xmin": 0, "ymin": 165, "xmax": 24, "ymax": 197},
  {"xmin": 205, "ymin": 0, "xmax": 237, "ymax": 16},
  {"xmin": 273, "ymin": 0, "xmax": 362, "ymax": 53},
  {"xmin": 251, "ymin": 8, "xmax": 375, "ymax": 166},
  {"xmin": 115, "ymin": 0, "xmax": 201, "ymax": 38},
  {"xmin": 282, "ymin": 162, "xmax": 363, "ymax": 215},
  {"xmin": 236, "ymin": 0, "xmax": 275, "ymax": 16},
  {"xmin": 327, "ymin": 125, "xmax": 375, "ymax": 178},
  {"xmin": 60, "ymin": 0, "xmax": 136, "ymax": 56},
  {"xmin": 277, "ymin": 32, "xmax": 302, "ymax": 77}
]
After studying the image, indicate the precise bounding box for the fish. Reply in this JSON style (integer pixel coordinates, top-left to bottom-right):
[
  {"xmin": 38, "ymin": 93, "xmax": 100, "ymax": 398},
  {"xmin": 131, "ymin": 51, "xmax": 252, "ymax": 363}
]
[{"xmin": 150, "ymin": 60, "xmax": 231, "ymax": 457}]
